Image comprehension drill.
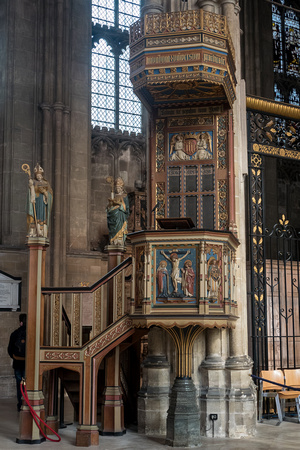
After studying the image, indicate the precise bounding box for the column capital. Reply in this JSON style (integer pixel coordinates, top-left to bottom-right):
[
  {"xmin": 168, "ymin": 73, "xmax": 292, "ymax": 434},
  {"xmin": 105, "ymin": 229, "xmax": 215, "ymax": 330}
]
[
  {"xmin": 53, "ymin": 102, "xmax": 65, "ymax": 111},
  {"xmin": 26, "ymin": 236, "xmax": 49, "ymax": 248},
  {"xmin": 219, "ymin": 0, "xmax": 241, "ymax": 14},
  {"xmin": 201, "ymin": 355, "xmax": 225, "ymax": 369},
  {"xmin": 225, "ymin": 355, "xmax": 253, "ymax": 370},
  {"xmin": 39, "ymin": 102, "xmax": 51, "ymax": 111},
  {"xmin": 105, "ymin": 244, "xmax": 126, "ymax": 253},
  {"xmin": 196, "ymin": 0, "xmax": 218, "ymax": 13}
]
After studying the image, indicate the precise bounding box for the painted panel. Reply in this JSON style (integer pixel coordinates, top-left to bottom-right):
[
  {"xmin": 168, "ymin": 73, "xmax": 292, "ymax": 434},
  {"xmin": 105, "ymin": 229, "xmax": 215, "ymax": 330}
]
[
  {"xmin": 169, "ymin": 131, "xmax": 213, "ymax": 161},
  {"xmin": 155, "ymin": 246, "xmax": 197, "ymax": 304}
]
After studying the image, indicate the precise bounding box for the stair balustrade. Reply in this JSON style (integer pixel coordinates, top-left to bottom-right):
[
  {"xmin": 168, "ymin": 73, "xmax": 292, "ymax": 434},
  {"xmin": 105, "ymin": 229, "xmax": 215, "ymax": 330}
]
[{"xmin": 41, "ymin": 257, "xmax": 132, "ymax": 349}]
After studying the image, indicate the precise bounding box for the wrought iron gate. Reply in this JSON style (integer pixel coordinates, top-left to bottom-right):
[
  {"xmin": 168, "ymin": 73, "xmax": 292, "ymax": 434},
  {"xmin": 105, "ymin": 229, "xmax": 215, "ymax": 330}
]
[
  {"xmin": 250, "ymin": 214, "xmax": 300, "ymax": 374},
  {"xmin": 247, "ymin": 104, "xmax": 300, "ymax": 375}
]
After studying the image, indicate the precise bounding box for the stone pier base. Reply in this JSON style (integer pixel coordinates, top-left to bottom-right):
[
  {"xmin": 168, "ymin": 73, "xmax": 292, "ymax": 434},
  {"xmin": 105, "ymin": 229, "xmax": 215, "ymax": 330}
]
[
  {"xmin": 138, "ymin": 355, "xmax": 170, "ymax": 435},
  {"xmin": 166, "ymin": 377, "xmax": 201, "ymax": 447}
]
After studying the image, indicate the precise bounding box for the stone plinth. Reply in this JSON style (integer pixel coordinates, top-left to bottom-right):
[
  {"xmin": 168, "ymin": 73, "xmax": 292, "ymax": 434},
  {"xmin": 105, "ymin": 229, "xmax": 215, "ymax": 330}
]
[
  {"xmin": 138, "ymin": 327, "xmax": 170, "ymax": 436},
  {"xmin": 76, "ymin": 426, "xmax": 100, "ymax": 446},
  {"xmin": 225, "ymin": 355, "xmax": 256, "ymax": 438},
  {"xmin": 166, "ymin": 378, "xmax": 201, "ymax": 447},
  {"xmin": 200, "ymin": 356, "xmax": 226, "ymax": 438},
  {"xmin": 138, "ymin": 355, "xmax": 170, "ymax": 435}
]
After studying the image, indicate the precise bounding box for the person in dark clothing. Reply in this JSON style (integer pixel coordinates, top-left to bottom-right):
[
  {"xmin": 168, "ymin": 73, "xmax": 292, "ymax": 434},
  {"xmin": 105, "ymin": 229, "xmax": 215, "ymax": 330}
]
[{"xmin": 8, "ymin": 313, "xmax": 26, "ymax": 411}]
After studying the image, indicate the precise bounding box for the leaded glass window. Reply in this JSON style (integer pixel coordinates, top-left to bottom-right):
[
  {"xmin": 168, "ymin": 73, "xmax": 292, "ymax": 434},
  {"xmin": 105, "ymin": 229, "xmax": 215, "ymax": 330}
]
[
  {"xmin": 272, "ymin": 0, "xmax": 300, "ymax": 105},
  {"xmin": 92, "ymin": 1, "xmax": 142, "ymax": 132},
  {"xmin": 289, "ymin": 87, "xmax": 300, "ymax": 105}
]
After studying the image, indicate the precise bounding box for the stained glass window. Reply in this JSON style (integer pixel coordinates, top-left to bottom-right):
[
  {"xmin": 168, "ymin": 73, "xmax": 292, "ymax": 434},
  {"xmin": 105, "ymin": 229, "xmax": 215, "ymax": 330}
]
[
  {"xmin": 92, "ymin": 1, "xmax": 142, "ymax": 132},
  {"xmin": 289, "ymin": 87, "xmax": 300, "ymax": 105},
  {"xmin": 272, "ymin": 1, "xmax": 300, "ymax": 105},
  {"xmin": 274, "ymin": 83, "xmax": 285, "ymax": 102}
]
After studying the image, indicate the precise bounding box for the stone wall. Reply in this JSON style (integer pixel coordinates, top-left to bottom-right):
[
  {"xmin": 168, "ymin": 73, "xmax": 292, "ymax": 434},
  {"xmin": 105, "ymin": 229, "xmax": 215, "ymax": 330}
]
[{"xmin": 0, "ymin": 0, "xmax": 146, "ymax": 395}]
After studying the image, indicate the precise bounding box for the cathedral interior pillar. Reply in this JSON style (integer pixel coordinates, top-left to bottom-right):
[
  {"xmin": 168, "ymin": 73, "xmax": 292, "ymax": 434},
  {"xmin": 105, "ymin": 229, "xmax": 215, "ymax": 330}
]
[
  {"xmin": 200, "ymin": 327, "xmax": 226, "ymax": 437},
  {"xmin": 138, "ymin": 327, "xmax": 170, "ymax": 436},
  {"xmin": 196, "ymin": 0, "xmax": 219, "ymax": 13}
]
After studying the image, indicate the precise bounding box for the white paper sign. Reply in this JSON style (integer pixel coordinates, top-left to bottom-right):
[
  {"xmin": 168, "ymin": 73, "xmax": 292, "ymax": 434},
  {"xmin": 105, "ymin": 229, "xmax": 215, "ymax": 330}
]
[{"xmin": 0, "ymin": 271, "xmax": 21, "ymax": 310}]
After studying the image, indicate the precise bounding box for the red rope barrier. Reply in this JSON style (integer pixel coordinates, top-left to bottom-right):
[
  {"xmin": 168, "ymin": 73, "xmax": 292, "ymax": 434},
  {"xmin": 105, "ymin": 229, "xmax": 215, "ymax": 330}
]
[{"xmin": 20, "ymin": 380, "xmax": 61, "ymax": 443}]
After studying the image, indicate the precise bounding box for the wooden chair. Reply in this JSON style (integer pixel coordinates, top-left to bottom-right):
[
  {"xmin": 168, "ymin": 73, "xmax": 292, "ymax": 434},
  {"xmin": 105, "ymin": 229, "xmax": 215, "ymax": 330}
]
[
  {"xmin": 280, "ymin": 369, "xmax": 300, "ymax": 423},
  {"xmin": 259, "ymin": 370, "xmax": 284, "ymax": 423}
]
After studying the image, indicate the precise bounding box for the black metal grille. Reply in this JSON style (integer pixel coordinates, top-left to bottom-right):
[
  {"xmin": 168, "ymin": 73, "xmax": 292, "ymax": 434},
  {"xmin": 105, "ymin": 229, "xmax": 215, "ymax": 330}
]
[
  {"xmin": 248, "ymin": 108, "xmax": 300, "ymax": 375},
  {"xmin": 91, "ymin": 0, "xmax": 142, "ymax": 132}
]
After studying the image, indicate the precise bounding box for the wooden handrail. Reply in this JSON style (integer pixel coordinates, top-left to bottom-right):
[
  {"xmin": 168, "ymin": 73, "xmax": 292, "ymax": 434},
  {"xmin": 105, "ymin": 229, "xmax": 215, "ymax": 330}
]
[{"xmin": 41, "ymin": 257, "xmax": 132, "ymax": 294}]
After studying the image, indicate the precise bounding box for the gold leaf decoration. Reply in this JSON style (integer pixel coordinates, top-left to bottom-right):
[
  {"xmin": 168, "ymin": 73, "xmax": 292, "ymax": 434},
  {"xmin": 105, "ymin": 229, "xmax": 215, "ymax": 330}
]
[
  {"xmin": 280, "ymin": 214, "xmax": 289, "ymax": 227},
  {"xmin": 265, "ymin": 120, "xmax": 274, "ymax": 128}
]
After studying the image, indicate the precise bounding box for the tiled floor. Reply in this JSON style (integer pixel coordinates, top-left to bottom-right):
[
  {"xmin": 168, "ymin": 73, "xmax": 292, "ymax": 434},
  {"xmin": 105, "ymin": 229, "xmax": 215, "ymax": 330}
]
[{"xmin": 0, "ymin": 397, "xmax": 299, "ymax": 449}]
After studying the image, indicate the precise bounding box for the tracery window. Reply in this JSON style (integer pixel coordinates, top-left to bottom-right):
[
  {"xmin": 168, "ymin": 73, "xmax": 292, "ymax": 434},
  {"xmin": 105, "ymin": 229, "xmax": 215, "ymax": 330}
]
[
  {"xmin": 91, "ymin": 1, "xmax": 142, "ymax": 132},
  {"xmin": 272, "ymin": 0, "xmax": 300, "ymax": 105}
]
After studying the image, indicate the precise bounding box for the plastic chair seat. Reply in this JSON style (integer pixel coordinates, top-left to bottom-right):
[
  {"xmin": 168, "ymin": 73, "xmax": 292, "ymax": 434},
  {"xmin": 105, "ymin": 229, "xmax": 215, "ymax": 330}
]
[
  {"xmin": 279, "ymin": 390, "xmax": 300, "ymax": 400},
  {"xmin": 259, "ymin": 370, "xmax": 284, "ymax": 423}
]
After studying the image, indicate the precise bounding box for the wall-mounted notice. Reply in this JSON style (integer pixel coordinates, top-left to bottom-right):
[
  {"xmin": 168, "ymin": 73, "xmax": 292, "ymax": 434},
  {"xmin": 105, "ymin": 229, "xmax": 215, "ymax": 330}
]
[{"xmin": 0, "ymin": 271, "xmax": 21, "ymax": 311}]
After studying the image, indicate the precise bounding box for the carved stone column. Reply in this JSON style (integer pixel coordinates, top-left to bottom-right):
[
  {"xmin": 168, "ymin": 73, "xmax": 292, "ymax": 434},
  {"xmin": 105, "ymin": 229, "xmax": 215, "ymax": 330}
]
[
  {"xmin": 196, "ymin": 0, "xmax": 219, "ymax": 13},
  {"xmin": 200, "ymin": 327, "xmax": 225, "ymax": 437},
  {"xmin": 142, "ymin": 0, "xmax": 163, "ymax": 15},
  {"xmin": 225, "ymin": 334, "xmax": 256, "ymax": 437},
  {"xmin": 220, "ymin": 1, "xmax": 241, "ymax": 78},
  {"xmin": 138, "ymin": 327, "xmax": 170, "ymax": 436}
]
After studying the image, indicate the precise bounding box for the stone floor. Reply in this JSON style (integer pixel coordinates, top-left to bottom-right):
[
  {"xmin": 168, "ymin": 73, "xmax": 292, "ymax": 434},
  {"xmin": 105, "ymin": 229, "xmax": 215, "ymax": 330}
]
[{"xmin": 0, "ymin": 397, "xmax": 300, "ymax": 449}]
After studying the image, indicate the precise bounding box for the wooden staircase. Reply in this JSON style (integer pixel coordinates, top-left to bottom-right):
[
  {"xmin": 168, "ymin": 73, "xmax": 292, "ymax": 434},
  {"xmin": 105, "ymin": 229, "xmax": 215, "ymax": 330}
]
[
  {"xmin": 37, "ymin": 228, "xmax": 240, "ymax": 446},
  {"xmin": 38, "ymin": 257, "xmax": 142, "ymax": 444}
]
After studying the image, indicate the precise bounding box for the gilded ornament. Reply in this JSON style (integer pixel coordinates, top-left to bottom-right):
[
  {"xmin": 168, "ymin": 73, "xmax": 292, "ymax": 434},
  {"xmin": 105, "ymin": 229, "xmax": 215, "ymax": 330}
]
[{"xmin": 279, "ymin": 215, "xmax": 289, "ymax": 227}]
